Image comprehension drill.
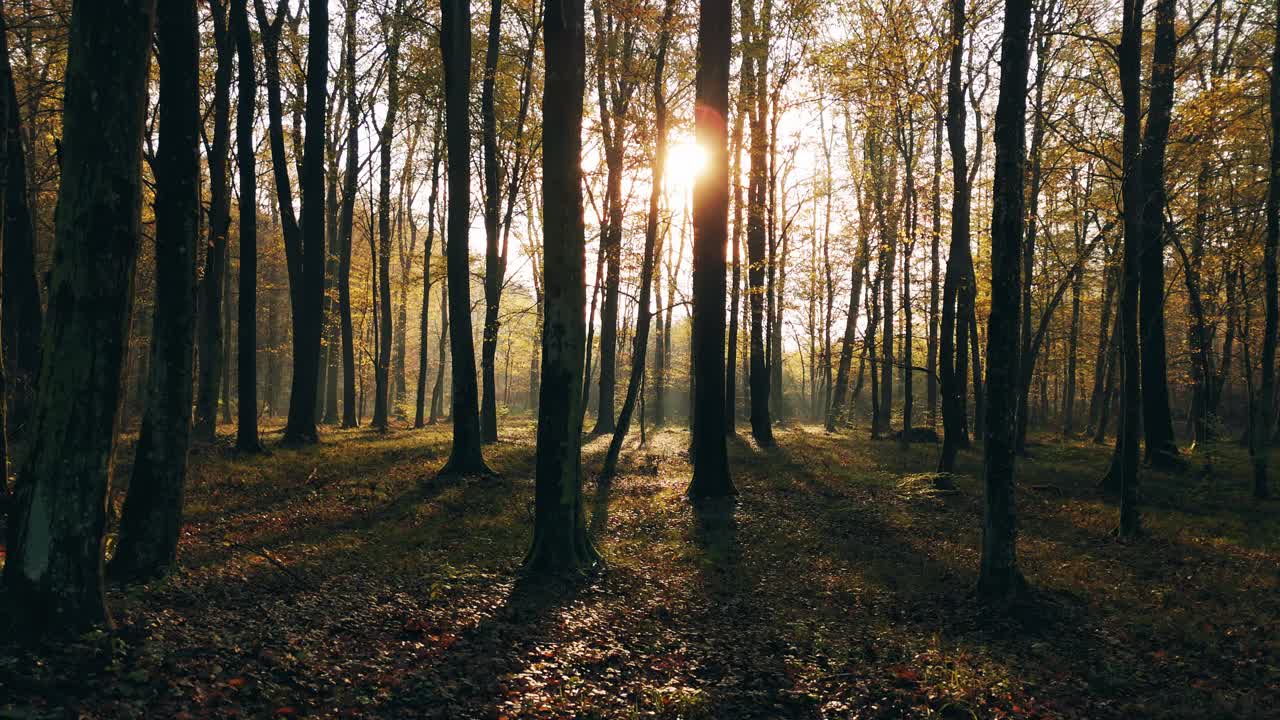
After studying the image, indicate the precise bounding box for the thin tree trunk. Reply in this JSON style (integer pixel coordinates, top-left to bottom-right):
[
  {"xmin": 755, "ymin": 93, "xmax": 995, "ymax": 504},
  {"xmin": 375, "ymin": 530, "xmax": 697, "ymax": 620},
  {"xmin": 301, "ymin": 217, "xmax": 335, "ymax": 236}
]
[
  {"xmin": 194, "ymin": 0, "xmax": 233, "ymax": 441},
  {"xmin": 439, "ymin": 0, "xmax": 491, "ymax": 476},
  {"xmin": 602, "ymin": 0, "xmax": 676, "ymax": 480},
  {"xmin": 339, "ymin": 0, "xmax": 359, "ymax": 428},
  {"xmin": 743, "ymin": 0, "xmax": 773, "ymax": 446},
  {"xmin": 1255, "ymin": 0, "xmax": 1279, "ymax": 499},
  {"xmin": 233, "ymin": 0, "xmax": 260, "ymax": 451},
  {"xmin": 416, "ymin": 111, "xmax": 443, "ymax": 429},
  {"xmin": 373, "ymin": 1, "xmax": 403, "ymax": 431}
]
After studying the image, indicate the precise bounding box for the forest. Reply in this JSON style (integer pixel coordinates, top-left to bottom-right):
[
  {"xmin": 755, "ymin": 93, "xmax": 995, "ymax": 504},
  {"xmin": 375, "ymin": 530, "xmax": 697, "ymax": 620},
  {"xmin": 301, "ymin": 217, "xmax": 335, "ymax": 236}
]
[{"xmin": 0, "ymin": 0, "xmax": 1277, "ymax": 716}]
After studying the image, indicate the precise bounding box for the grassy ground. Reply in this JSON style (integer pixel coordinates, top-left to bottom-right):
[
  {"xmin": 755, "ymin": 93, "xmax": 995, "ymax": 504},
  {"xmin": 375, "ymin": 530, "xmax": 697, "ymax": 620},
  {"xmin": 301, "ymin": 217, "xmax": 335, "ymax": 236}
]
[{"xmin": 1, "ymin": 418, "xmax": 1277, "ymax": 719}]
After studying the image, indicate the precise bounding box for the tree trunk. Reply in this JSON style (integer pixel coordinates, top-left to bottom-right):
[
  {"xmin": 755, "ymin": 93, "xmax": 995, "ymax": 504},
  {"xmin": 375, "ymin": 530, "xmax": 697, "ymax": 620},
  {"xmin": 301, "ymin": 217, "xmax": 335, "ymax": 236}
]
[
  {"xmin": 687, "ymin": 0, "xmax": 734, "ymax": 498},
  {"xmin": 373, "ymin": 2, "xmax": 403, "ymax": 431},
  {"xmin": 339, "ymin": 0, "xmax": 359, "ymax": 428},
  {"xmin": 4, "ymin": 0, "xmax": 155, "ymax": 635},
  {"xmin": 439, "ymin": 0, "xmax": 491, "ymax": 476},
  {"xmin": 416, "ymin": 112, "xmax": 443, "ymax": 429},
  {"xmin": 726, "ymin": 73, "xmax": 745, "ymax": 434},
  {"xmin": 927, "ymin": 61, "xmax": 942, "ymax": 427},
  {"xmin": 743, "ymin": 0, "xmax": 773, "ymax": 446},
  {"xmin": 1255, "ymin": 0, "xmax": 1279, "ymax": 499},
  {"xmin": 0, "ymin": 4, "xmax": 41, "ymax": 429},
  {"xmin": 1111, "ymin": 0, "xmax": 1144, "ymax": 537},
  {"xmin": 602, "ymin": 0, "xmax": 676, "ymax": 481},
  {"xmin": 1138, "ymin": 0, "xmax": 1179, "ymax": 468},
  {"xmin": 281, "ymin": 0, "xmax": 329, "ymax": 443},
  {"xmin": 108, "ymin": 0, "xmax": 200, "ymax": 582},
  {"xmin": 194, "ymin": 0, "xmax": 233, "ymax": 442},
  {"xmin": 525, "ymin": 0, "xmax": 599, "ymax": 573},
  {"xmin": 479, "ymin": 0, "xmax": 503, "ymax": 442},
  {"xmin": 233, "ymin": 0, "xmax": 260, "ymax": 452},
  {"xmin": 977, "ymin": 0, "xmax": 1031, "ymax": 604}
]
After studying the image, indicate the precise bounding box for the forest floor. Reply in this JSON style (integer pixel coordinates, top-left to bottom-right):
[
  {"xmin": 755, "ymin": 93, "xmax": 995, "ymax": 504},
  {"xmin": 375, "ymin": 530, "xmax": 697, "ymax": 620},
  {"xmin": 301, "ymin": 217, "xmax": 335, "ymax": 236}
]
[{"xmin": 1, "ymin": 418, "xmax": 1278, "ymax": 719}]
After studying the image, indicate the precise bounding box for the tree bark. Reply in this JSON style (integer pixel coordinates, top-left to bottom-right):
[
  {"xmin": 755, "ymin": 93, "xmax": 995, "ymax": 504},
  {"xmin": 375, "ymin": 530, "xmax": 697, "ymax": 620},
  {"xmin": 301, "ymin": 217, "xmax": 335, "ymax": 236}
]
[
  {"xmin": 1138, "ymin": 0, "xmax": 1179, "ymax": 468},
  {"xmin": 687, "ymin": 0, "xmax": 734, "ymax": 498},
  {"xmin": 108, "ymin": 0, "xmax": 199, "ymax": 582},
  {"xmin": 0, "ymin": 4, "xmax": 41, "ymax": 429},
  {"xmin": 4, "ymin": 0, "xmax": 155, "ymax": 635},
  {"xmin": 977, "ymin": 0, "xmax": 1031, "ymax": 604},
  {"xmin": 525, "ymin": 0, "xmax": 599, "ymax": 573},
  {"xmin": 416, "ymin": 111, "xmax": 443, "ymax": 429},
  {"xmin": 936, "ymin": 0, "xmax": 962, "ymax": 471},
  {"xmin": 439, "ymin": 0, "xmax": 492, "ymax": 476},
  {"xmin": 1255, "ymin": 0, "xmax": 1279, "ymax": 499},
  {"xmin": 338, "ymin": 0, "xmax": 360, "ymax": 428},
  {"xmin": 373, "ymin": 1, "xmax": 404, "ymax": 431},
  {"xmin": 233, "ymin": 0, "xmax": 260, "ymax": 452},
  {"xmin": 743, "ymin": 0, "xmax": 774, "ymax": 446},
  {"xmin": 194, "ymin": 0, "xmax": 233, "ymax": 442},
  {"xmin": 1111, "ymin": 0, "xmax": 1144, "ymax": 537}
]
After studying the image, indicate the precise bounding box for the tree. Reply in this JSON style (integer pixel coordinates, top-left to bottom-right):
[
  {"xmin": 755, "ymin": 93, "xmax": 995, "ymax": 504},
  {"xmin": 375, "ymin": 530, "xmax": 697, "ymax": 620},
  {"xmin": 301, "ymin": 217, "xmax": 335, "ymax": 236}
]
[
  {"xmin": 601, "ymin": 0, "xmax": 677, "ymax": 481},
  {"xmin": 1255, "ymin": 0, "xmax": 1280, "ymax": 499},
  {"xmin": 4, "ymin": 0, "xmax": 156, "ymax": 634},
  {"xmin": 373, "ymin": 0, "xmax": 405, "ymax": 431},
  {"xmin": 524, "ymin": 0, "xmax": 600, "ymax": 573},
  {"xmin": 439, "ymin": 0, "xmax": 492, "ymax": 477},
  {"xmin": 937, "ymin": 0, "xmax": 971, "ymax": 474},
  {"xmin": 194, "ymin": 0, "xmax": 233, "ymax": 442},
  {"xmin": 339, "ymin": 0, "xmax": 361, "ymax": 429},
  {"xmin": 742, "ymin": 0, "xmax": 774, "ymax": 447},
  {"xmin": 110, "ymin": 0, "xmax": 203, "ymax": 581},
  {"xmin": 0, "ymin": 4, "xmax": 41, "ymax": 429},
  {"xmin": 977, "ymin": 0, "xmax": 1031, "ymax": 603},
  {"xmin": 416, "ymin": 109, "xmax": 444, "ymax": 429},
  {"xmin": 1111, "ymin": 0, "xmax": 1145, "ymax": 537},
  {"xmin": 686, "ymin": 0, "xmax": 734, "ymax": 498},
  {"xmin": 1136, "ymin": 0, "xmax": 1178, "ymax": 468},
  {"xmin": 234, "ymin": 0, "xmax": 261, "ymax": 452},
  {"xmin": 284, "ymin": 0, "xmax": 330, "ymax": 444}
]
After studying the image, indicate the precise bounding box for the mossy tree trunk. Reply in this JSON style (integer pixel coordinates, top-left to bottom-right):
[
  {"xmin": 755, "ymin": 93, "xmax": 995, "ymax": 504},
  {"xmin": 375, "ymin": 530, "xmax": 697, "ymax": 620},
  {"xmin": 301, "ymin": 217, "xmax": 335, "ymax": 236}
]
[{"xmin": 4, "ymin": 0, "xmax": 155, "ymax": 635}]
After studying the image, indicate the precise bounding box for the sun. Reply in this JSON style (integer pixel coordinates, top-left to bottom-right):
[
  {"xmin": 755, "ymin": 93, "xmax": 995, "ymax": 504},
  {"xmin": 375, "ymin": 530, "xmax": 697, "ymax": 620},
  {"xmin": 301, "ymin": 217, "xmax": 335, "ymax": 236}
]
[{"xmin": 666, "ymin": 141, "xmax": 708, "ymax": 185}]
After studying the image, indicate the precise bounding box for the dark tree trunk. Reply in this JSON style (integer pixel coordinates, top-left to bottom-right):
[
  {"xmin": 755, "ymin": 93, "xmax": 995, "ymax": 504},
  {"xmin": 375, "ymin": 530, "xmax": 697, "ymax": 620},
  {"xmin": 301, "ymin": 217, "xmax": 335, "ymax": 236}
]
[
  {"xmin": 601, "ymin": 0, "xmax": 676, "ymax": 480},
  {"xmin": 826, "ymin": 212, "xmax": 870, "ymax": 431},
  {"xmin": 4, "ymin": 0, "xmax": 155, "ymax": 635},
  {"xmin": 937, "ymin": 0, "xmax": 970, "ymax": 473},
  {"xmin": 524, "ymin": 0, "xmax": 599, "ymax": 573},
  {"xmin": 1015, "ymin": 11, "xmax": 1049, "ymax": 454},
  {"xmin": 194, "ymin": 0, "xmax": 233, "ymax": 442},
  {"xmin": 0, "ymin": 5, "xmax": 41, "ymax": 429},
  {"xmin": 416, "ymin": 112, "xmax": 443, "ymax": 429},
  {"xmin": 743, "ymin": 0, "xmax": 773, "ymax": 446},
  {"xmin": 977, "ymin": 0, "xmax": 1032, "ymax": 604},
  {"xmin": 1064, "ymin": 194, "xmax": 1084, "ymax": 436},
  {"xmin": 429, "ymin": 240, "xmax": 449, "ymax": 424},
  {"xmin": 282, "ymin": 0, "xmax": 329, "ymax": 444},
  {"xmin": 1111, "ymin": 0, "xmax": 1144, "ymax": 537},
  {"xmin": 108, "ymin": 0, "xmax": 200, "ymax": 582},
  {"xmin": 339, "ymin": 0, "xmax": 359, "ymax": 428},
  {"xmin": 480, "ymin": 0, "xmax": 503, "ymax": 442},
  {"xmin": 927, "ymin": 63, "xmax": 942, "ymax": 427},
  {"xmin": 233, "ymin": 0, "xmax": 260, "ymax": 452},
  {"xmin": 726, "ymin": 74, "xmax": 745, "ymax": 434},
  {"xmin": 1138, "ymin": 0, "xmax": 1179, "ymax": 468},
  {"xmin": 439, "ymin": 0, "xmax": 492, "ymax": 476},
  {"xmin": 1255, "ymin": 0, "xmax": 1279, "ymax": 499},
  {"xmin": 687, "ymin": 0, "xmax": 734, "ymax": 498},
  {"xmin": 373, "ymin": 3, "xmax": 404, "ymax": 432},
  {"xmin": 1087, "ymin": 242, "xmax": 1117, "ymax": 436}
]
